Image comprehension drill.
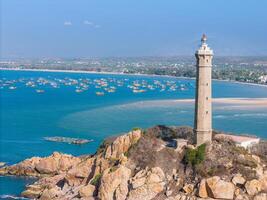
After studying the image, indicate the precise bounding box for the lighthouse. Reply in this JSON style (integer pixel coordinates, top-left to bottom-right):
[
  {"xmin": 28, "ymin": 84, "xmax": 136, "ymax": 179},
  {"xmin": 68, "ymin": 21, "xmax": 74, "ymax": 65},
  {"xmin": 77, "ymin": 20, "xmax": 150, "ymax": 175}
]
[{"xmin": 194, "ymin": 34, "xmax": 213, "ymax": 146}]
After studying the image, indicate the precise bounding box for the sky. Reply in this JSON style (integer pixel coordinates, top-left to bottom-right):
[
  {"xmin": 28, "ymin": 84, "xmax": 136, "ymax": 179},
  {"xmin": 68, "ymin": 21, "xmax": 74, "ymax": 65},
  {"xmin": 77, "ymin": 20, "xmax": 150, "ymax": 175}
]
[{"xmin": 1, "ymin": 0, "xmax": 267, "ymax": 58}]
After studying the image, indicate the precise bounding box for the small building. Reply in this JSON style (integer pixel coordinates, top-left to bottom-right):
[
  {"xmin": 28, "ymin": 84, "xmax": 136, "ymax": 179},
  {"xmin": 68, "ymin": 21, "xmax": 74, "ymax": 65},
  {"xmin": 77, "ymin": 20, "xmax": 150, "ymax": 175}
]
[{"xmin": 215, "ymin": 134, "xmax": 260, "ymax": 149}]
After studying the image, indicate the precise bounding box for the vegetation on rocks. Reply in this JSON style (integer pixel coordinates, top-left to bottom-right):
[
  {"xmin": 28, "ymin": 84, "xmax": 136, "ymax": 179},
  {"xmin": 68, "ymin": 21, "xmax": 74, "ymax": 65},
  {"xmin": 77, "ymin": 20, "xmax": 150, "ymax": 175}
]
[
  {"xmin": 184, "ymin": 144, "xmax": 206, "ymax": 166},
  {"xmin": 90, "ymin": 173, "xmax": 102, "ymax": 186}
]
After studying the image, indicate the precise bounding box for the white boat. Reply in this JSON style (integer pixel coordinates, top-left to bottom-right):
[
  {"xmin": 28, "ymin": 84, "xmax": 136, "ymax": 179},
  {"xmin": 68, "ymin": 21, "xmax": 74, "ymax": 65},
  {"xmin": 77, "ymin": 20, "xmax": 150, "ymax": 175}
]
[
  {"xmin": 133, "ymin": 89, "xmax": 146, "ymax": 93},
  {"xmin": 36, "ymin": 89, "xmax": 45, "ymax": 93},
  {"xmin": 75, "ymin": 89, "xmax": 83, "ymax": 93},
  {"xmin": 96, "ymin": 92, "xmax": 105, "ymax": 96},
  {"xmin": 9, "ymin": 86, "xmax": 16, "ymax": 90}
]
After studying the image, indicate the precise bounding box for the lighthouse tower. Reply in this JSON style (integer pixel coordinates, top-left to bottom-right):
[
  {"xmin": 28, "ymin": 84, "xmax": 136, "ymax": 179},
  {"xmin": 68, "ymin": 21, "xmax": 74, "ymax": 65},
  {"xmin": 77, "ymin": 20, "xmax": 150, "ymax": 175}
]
[{"xmin": 194, "ymin": 34, "xmax": 213, "ymax": 146}]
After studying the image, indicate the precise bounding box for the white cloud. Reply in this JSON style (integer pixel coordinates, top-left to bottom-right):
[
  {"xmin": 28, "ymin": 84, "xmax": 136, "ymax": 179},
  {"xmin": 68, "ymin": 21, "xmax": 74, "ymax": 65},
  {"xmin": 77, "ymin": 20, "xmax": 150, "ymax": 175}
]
[
  {"xmin": 83, "ymin": 20, "xmax": 101, "ymax": 28},
  {"xmin": 64, "ymin": 21, "xmax": 72, "ymax": 26},
  {"xmin": 83, "ymin": 20, "xmax": 94, "ymax": 26}
]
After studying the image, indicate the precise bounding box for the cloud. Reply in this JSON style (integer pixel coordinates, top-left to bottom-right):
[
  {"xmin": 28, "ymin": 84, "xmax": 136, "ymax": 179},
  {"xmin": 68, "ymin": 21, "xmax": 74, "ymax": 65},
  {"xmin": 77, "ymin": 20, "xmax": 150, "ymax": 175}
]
[
  {"xmin": 83, "ymin": 20, "xmax": 101, "ymax": 28},
  {"xmin": 64, "ymin": 21, "xmax": 72, "ymax": 26},
  {"xmin": 83, "ymin": 20, "xmax": 94, "ymax": 26}
]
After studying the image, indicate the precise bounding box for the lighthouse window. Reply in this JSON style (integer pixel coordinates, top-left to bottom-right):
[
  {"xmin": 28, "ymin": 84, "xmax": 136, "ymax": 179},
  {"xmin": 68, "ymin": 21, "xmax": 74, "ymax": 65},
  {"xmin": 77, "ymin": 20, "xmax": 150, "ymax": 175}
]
[
  {"xmin": 206, "ymin": 83, "xmax": 208, "ymax": 86},
  {"xmin": 206, "ymin": 97, "xmax": 208, "ymax": 100},
  {"xmin": 206, "ymin": 111, "xmax": 209, "ymax": 114},
  {"xmin": 206, "ymin": 59, "xmax": 209, "ymax": 62}
]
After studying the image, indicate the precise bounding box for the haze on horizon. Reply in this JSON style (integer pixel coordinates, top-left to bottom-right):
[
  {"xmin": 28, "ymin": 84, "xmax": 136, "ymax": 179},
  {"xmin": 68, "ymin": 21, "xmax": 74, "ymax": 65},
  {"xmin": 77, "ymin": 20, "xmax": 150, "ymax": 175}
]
[{"xmin": 1, "ymin": 0, "xmax": 267, "ymax": 59}]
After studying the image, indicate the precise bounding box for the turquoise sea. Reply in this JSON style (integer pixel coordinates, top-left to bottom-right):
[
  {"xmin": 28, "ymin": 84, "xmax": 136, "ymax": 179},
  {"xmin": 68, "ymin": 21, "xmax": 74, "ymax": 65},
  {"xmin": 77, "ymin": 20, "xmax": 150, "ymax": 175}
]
[{"xmin": 0, "ymin": 70, "xmax": 267, "ymax": 199}]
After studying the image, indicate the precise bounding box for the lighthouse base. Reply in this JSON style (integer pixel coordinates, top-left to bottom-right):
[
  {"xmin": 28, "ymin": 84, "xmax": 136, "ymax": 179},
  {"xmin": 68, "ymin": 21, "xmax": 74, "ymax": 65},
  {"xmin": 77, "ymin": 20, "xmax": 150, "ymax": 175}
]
[{"xmin": 194, "ymin": 129, "xmax": 212, "ymax": 146}]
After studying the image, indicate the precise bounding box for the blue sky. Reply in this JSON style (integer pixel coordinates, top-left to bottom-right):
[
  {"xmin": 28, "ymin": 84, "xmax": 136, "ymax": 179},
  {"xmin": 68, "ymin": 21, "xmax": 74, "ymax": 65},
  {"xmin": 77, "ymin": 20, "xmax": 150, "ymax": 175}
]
[{"xmin": 1, "ymin": 0, "xmax": 267, "ymax": 58}]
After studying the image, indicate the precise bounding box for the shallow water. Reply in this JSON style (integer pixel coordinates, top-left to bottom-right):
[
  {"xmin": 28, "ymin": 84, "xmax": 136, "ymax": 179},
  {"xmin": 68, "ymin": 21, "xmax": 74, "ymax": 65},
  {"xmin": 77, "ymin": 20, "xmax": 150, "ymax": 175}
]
[{"xmin": 0, "ymin": 70, "xmax": 267, "ymax": 198}]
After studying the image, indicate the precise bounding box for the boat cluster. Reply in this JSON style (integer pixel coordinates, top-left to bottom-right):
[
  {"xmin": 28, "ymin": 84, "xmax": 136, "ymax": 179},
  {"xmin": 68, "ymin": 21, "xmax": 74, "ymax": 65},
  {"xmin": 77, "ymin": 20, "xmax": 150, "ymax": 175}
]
[{"xmin": 0, "ymin": 76, "xmax": 193, "ymax": 95}]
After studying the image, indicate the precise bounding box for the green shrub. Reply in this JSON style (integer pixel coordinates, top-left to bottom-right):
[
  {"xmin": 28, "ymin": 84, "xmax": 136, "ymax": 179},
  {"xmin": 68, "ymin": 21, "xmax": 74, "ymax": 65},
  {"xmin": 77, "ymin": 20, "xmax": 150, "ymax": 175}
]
[
  {"xmin": 132, "ymin": 127, "xmax": 141, "ymax": 131},
  {"xmin": 185, "ymin": 144, "xmax": 206, "ymax": 166},
  {"xmin": 124, "ymin": 142, "xmax": 138, "ymax": 158},
  {"xmin": 96, "ymin": 141, "xmax": 106, "ymax": 154},
  {"xmin": 185, "ymin": 148, "xmax": 197, "ymax": 165},
  {"xmin": 196, "ymin": 144, "xmax": 206, "ymax": 163},
  {"xmin": 109, "ymin": 166, "xmax": 118, "ymax": 173},
  {"xmin": 90, "ymin": 174, "xmax": 102, "ymax": 186}
]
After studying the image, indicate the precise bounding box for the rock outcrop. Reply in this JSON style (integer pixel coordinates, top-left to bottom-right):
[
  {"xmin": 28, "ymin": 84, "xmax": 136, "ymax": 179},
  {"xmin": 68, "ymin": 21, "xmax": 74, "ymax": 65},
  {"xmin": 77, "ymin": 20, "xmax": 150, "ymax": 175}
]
[
  {"xmin": 205, "ymin": 176, "xmax": 235, "ymax": 199},
  {"xmin": 128, "ymin": 167, "xmax": 166, "ymax": 200},
  {"xmin": 1, "ymin": 126, "xmax": 267, "ymax": 200},
  {"xmin": 0, "ymin": 152, "xmax": 81, "ymax": 177},
  {"xmin": 98, "ymin": 165, "xmax": 131, "ymax": 200},
  {"xmin": 104, "ymin": 129, "xmax": 142, "ymax": 159}
]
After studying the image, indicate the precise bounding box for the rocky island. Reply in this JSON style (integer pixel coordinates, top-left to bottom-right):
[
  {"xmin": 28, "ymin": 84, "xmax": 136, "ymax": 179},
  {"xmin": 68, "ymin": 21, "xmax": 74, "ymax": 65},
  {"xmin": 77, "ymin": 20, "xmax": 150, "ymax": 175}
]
[
  {"xmin": 44, "ymin": 137, "xmax": 93, "ymax": 145},
  {"xmin": 0, "ymin": 126, "xmax": 266, "ymax": 200}
]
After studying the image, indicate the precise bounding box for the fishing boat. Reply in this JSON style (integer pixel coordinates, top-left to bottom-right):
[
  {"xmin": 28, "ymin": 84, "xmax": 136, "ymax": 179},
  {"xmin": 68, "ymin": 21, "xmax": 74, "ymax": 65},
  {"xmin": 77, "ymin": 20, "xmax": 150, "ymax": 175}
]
[
  {"xmin": 96, "ymin": 92, "xmax": 105, "ymax": 96},
  {"xmin": 9, "ymin": 86, "xmax": 16, "ymax": 90},
  {"xmin": 36, "ymin": 89, "xmax": 45, "ymax": 93},
  {"xmin": 133, "ymin": 89, "xmax": 146, "ymax": 93},
  {"xmin": 75, "ymin": 89, "xmax": 83, "ymax": 93}
]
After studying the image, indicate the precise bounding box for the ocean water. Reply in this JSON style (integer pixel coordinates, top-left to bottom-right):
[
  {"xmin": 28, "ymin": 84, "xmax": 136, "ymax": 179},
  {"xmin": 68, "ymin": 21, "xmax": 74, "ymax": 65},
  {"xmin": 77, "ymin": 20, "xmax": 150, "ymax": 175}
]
[{"xmin": 0, "ymin": 70, "xmax": 267, "ymax": 198}]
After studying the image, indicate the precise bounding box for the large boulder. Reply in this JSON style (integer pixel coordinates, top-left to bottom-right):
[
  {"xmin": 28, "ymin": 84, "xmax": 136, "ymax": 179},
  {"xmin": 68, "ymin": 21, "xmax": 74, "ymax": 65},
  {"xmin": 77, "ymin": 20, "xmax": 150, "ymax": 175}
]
[
  {"xmin": 232, "ymin": 174, "xmax": 246, "ymax": 186},
  {"xmin": 35, "ymin": 152, "xmax": 80, "ymax": 175},
  {"xmin": 254, "ymin": 193, "xmax": 267, "ymax": 200},
  {"xmin": 206, "ymin": 176, "xmax": 235, "ymax": 199},
  {"xmin": 35, "ymin": 156, "xmax": 59, "ymax": 174},
  {"xmin": 67, "ymin": 157, "xmax": 96, "ymax": 179},
  {"xmin": 98, "ymin": 165, "xmax": 131, "ymax": 200},
  {"xmin": 21, "ymin": 185, "xmax": 44, "ymax": 199},
  {"xmin": 198, "ymin": 179, "xmax": 208, "ymax": 198},
  {"xmin": 39, "ymin": 187, "xmax": 62, "ymax": 200},
  {"xmin": 245, "ymin": 179, "xmax": 262, "ymax": 196},
  {"xmin": 78, "ymin": 184, "xmax": 95, "ymax": 198},
  {"xmin": 259, "ymin": 175, "xmax": 267, "ymax": 192},
  {"xmin": 127, "ymin": 167, "xmax": 166, "ymax": 200},
  {"xmin": 104, "ymin": 130, "xmax": 142, "ymax": 159},
  {"xmin": 22, "ymin": 174, "xmax": 65, "ymax": 199},
  {"xmin": 235, "ymin": 194, "xmax": 250, "ymax": 200}
]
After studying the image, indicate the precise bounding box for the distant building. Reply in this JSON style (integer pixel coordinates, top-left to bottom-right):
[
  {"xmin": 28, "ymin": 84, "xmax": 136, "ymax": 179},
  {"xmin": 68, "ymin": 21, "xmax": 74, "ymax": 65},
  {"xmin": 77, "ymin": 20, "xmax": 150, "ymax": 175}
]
[
  {"xmin": 194, "ymin": 34, "xmax": 213, "ymax": 146},
  {"xmin": 259, "ymin": 75, "xmax": 267, "ymax": 83}
]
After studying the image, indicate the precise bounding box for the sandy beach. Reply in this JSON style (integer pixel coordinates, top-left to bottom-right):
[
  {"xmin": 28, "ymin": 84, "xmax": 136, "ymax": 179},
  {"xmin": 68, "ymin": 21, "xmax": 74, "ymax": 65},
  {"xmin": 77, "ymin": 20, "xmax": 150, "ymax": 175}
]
[
  {"xmin": 171, "ymin": 98, "xmax": 267, "ymax": 105},
  {"xmin": 131, "ymin": 98, "xmax": 267, "ymax": 109}
]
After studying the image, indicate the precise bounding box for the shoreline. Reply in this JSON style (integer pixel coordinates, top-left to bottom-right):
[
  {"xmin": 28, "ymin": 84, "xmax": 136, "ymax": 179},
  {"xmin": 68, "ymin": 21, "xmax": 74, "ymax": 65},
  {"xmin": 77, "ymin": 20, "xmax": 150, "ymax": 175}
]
[{"xmin": 1, "ymin": 67, "xmax": 267, "ymax": 88}]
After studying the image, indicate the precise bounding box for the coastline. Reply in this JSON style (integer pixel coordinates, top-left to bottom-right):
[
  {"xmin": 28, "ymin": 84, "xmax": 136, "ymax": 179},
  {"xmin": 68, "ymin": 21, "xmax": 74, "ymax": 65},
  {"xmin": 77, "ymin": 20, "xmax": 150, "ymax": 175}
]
[{"xmin": 1, "ymin": 67, "xmax": 267, "ymax": 88}]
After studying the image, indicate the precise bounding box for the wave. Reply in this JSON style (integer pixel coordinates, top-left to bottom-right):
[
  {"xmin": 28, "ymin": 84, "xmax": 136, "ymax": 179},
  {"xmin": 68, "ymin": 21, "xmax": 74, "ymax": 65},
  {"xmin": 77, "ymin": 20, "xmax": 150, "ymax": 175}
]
[
  {"xmin": 214, "ymin": 113, "xmax": 267, "ymax": 119},
  {"xmin": 233, "ymin": 113, "xmax": 267, "ymax": 117},
  {"xmin": 0, "ymin": 195, "xmax": 29, "ymax": 200},
  {"xmin": 213, "ymin": 115, "xmax": 227, "ymax": 119},
  {"xmin": 180, "ymin": 110, "xmax": 188, "ymax": 113}
]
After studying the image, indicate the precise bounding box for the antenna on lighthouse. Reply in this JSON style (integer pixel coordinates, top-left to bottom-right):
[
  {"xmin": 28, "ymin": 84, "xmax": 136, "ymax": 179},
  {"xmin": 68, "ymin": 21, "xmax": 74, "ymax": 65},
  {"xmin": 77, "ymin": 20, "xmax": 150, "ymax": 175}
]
[{"xmin": 201, "ymin": 34, "xmax": 207, "ymax": 44}]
